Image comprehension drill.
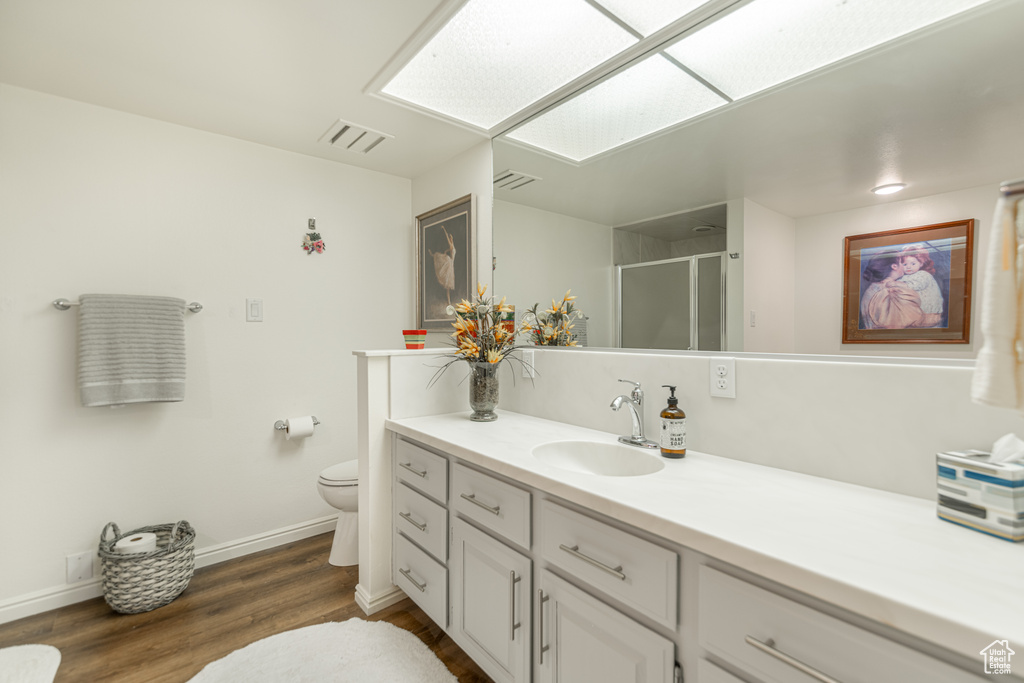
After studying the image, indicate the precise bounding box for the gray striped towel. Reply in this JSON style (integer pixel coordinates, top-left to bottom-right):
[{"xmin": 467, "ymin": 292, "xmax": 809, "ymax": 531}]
[{"xmin": 77, "ymin": 294, "xmax": 187, "ymax": 407}]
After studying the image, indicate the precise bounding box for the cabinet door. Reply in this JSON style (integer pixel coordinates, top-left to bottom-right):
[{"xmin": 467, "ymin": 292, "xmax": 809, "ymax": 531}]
[
  {"xmin": 538, "ymin": 570, "xmax": 674, "ymax": 683},
  {"xmin": 450, "ymin": 517, "xmax": 531, "ymax": 683}
]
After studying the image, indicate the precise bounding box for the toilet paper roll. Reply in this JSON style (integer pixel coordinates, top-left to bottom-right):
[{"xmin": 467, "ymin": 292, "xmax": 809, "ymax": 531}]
[
  {"xmin": 114, "ymin": 532, "xmax": 158, "ymax": 554},
  {"xmin": 285, "ymin": 415, "xmax": 316, "ymax": 440}
]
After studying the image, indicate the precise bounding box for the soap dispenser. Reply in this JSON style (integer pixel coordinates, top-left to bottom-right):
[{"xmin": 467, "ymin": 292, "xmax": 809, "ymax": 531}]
[{"xmin": 659, "ymin": 385, "xmax": 686, "ymax": 458}]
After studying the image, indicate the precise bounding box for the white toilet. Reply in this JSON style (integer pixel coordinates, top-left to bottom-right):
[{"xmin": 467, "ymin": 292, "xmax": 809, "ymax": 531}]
[{"xmin": 316, "ymin": 460, "xmax": 358, "ymax": 567}]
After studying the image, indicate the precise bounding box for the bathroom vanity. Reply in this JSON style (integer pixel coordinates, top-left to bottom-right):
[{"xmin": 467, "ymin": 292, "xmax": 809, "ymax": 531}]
[{"xmin": 385, "ymin": 410, "xmax": 1021, "ymax": 683}]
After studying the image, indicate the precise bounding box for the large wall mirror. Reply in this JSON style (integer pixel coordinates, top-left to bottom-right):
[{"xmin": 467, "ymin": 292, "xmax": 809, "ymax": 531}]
[{"xmin": 492, "ymin": 0, "xmax": 1024, "ymax": 358}]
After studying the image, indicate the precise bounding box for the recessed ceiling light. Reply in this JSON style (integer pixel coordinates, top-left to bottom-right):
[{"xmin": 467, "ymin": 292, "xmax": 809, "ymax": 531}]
[
  {"xmin": 664, "ymin": 0, "xmax": 991, "ymax": 101},
  {"xmin": 871, "ymin": 183, "xmax": 907, "ymax": 195},
  {"xmin": 381, "ymin": 0, "xmax": 637, "ymax": 130},
  {"xmin": 596, "ymin": 0, "xmax": 715, "ymax": 37},
  {"xmin": 506, "ymin": 54, "xmax": 726, "ymax": 162}
]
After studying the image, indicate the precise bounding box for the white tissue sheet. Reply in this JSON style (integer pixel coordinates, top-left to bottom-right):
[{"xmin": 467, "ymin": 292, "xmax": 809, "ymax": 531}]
[{"xmin": 991, "ymin": 433, "xmax": 1024, "ymax": 464}]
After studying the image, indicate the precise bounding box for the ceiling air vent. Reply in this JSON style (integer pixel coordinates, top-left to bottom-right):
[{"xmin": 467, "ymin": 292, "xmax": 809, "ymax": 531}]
[
  {"xmin": 318, "ymin": 119, "xmax": 393, "ymax": 154},
  {"xmin": 494, "ymin": 169, "xmax": 541, "ymax": 191}
]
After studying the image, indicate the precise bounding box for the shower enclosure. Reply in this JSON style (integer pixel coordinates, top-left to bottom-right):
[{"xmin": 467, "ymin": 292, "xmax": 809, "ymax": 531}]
[{"xmin": 617, "ymin": 252, "xmax": 726, "ymax": 350}]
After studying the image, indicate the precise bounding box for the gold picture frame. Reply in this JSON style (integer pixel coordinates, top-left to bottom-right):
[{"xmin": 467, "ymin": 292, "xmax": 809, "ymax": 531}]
[{"xmin": 842, "ymin": 219, "xmax": 975, "ymax": 344}]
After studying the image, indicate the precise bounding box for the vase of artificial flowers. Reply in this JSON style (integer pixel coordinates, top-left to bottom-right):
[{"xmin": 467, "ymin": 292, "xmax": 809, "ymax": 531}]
[
  {"xmin": 523, "ymin": 290, "xmax": 584, "ymax": 346},
  {"xmin": 431, "ymin": 283, "xmax": 527, "ymax": 421}
]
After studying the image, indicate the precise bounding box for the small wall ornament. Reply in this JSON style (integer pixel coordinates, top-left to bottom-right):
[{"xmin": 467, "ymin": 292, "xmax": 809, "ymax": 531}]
[{"xmin": 302, "ymin": 218, "xmax": 326, "ymax": 255}]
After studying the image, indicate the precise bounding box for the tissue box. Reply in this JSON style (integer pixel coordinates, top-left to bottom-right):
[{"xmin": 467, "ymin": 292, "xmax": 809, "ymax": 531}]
[{"xmin": 936, "ymin": 451, "xmax": 1024, "ymax": 542}]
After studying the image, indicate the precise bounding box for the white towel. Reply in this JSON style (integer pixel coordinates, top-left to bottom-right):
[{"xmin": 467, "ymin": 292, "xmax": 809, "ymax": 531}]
[
  {"xmin": 77, "ymin": 293, "xmax": 187, "ymax": 407},
  {"xmin": 971, "ymin": 196, "xmax": 1024, "ymax": 411}
]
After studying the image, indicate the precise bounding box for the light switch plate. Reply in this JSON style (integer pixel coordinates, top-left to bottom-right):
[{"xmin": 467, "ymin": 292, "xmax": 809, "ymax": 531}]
[
  {"xmin": 246, "ymin": 298, "xmax": 263, "ymax": 322},
  {"xmin": 521, "ymin": 349, "xmax": 535, "ymax": 378}
]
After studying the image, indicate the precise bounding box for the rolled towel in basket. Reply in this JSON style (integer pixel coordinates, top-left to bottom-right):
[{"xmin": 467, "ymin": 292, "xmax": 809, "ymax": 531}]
[{"xmin": 77, "ymin": 293, "xmax": 187, "ymax": 407}]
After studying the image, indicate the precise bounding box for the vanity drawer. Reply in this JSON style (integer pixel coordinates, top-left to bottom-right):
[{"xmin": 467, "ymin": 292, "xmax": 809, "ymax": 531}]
[
  {"xmin": 538, "ymin": 500, "xmax": 677, "ymax": 629},
  {"xmin": 697, "ymin": 659, "xmax": 747, "ymax": 683},
  {"xmin": 394, "ymin": 531, "xmax": 448, "ymax": 629},
  {"xmin": 698, "ymin": 566, "xmax": 983, "ymax": 683},
  {"xmin": 394, "ymin": 481, "xmax": 448, "ymax": 562},
  {"xmin": 395, "ymin": 438, "xmax": 448, "ymax": 503},
  {"xmin": 450, "ymin": 462, "xmax": 531, "ymax": 548}
]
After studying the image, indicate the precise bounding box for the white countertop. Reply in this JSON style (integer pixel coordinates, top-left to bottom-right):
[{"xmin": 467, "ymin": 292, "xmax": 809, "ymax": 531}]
[{"xmin": 386, "ymin": 410, "xmax": 1024, "ymax": 661}]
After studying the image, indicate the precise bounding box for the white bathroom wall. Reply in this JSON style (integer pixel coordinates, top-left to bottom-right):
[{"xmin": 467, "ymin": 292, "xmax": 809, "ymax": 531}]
[
  {"xmin": 497, "ymin": 348, "xmax": 1024, "ymax": 501},
  {"xmin": 794, "ymin": 184, "xmax": 994, "ymax": 357},
  {"xmin": 0, "ymin": 85, "xmax": 414, "ymax": 612},
  {"xmin": 741, "ymin": 199, "xmax": 797, "ymax": 353},
  {"xmin": 493, "ymin": 200, "xmax": 615, "ymax": 348},
  {"xmin": 411, "ymin": 140, "xmax": 493, "ymax": 347}
]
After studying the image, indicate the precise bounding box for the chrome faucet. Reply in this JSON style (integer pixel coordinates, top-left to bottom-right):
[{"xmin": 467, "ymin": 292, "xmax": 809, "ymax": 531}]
[{"xmin": 610, "ymin": 379, "xmax": 658, "ymax": 449}]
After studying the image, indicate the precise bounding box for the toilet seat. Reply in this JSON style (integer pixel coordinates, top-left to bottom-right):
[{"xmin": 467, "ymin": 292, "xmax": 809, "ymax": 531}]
[{"xmin": 318, "ymin": 460, "xmax": 358, "ymax": 487}]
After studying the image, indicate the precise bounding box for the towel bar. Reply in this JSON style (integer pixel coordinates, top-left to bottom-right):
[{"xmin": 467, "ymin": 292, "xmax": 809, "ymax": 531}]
[
  {"xmin": 1000, "ymin": 178, "xmax": 1024, "ymax": 197},
  {"xmin": 53, "ymin": 298, "xmax": 203, "ymax": 313}
]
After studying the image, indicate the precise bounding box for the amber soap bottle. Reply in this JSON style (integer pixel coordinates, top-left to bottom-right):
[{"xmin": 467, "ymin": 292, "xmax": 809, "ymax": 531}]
[{"xmin": 659, "ymin": 385, "xmax": 686, "ymax": 458}]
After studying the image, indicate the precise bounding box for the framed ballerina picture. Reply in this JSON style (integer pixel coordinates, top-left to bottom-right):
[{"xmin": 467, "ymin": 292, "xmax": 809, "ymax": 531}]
[
  {"xmin": 842, "ymin": 219, "xmax": 974, "ymax": 344},
  {"xmin": 416, "ymin": 195, "xmax": 475, "ymax": 330}
]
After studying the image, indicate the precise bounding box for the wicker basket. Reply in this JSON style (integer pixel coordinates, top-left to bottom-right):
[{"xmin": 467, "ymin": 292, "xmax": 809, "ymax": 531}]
[{"xmin": 98, "ymin": 520, "xmax": 195, "ymax": 614}]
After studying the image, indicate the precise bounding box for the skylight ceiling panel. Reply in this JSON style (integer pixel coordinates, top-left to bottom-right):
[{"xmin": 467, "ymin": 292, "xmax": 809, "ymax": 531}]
[
  {"xmin": 595, "ymin": 0, "xmax": 716, "ymax": 37},
  {"xmin": 381, "ymin": 0, "xmax": 638, "ymax": 130},
  {"xmin": 507, "ymin": 53, "xmax": 727, "ymax": 162},
  {"xmin": 664, "ymin": 0, "xmax": 994, "ymax": 101}
]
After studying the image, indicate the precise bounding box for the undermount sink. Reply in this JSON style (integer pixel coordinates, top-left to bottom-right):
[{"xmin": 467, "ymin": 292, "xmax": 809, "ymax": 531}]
[{"xmin": 532, "ymin": 440, "xmax": 665, "ymax": 477}]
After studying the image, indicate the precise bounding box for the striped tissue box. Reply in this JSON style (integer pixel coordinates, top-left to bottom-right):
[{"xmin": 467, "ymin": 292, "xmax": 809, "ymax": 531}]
[{"xmin": 936, "ymin": 450, "xmax": 1024, "ymax": 542}]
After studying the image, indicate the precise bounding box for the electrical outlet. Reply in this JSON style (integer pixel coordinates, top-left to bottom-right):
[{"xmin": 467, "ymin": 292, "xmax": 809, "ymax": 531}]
[
  {"xmin": 709, "ymin": 357, "xmax": 736, "ymax": 398},
  {"xmin": 66, "ymin": 551, "xmax": 95, "ymax": 583}
]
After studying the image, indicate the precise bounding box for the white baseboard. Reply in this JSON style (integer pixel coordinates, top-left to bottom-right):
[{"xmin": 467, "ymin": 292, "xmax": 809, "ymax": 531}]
[
  {"xmin": 355, "ymin": 583, "xmax": 406, "ymax": 616},
  {"xmin": 0, "ymin": 515, "xmax": 339, "ymax": 626}
]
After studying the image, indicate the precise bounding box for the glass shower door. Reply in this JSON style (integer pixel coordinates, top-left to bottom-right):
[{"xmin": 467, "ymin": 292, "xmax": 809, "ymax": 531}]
[{"xmin": 619, "ymin": 259, "xmax": 692, "ymax": 350}]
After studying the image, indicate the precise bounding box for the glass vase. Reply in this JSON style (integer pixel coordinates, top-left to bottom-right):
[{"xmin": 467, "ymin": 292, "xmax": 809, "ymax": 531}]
[{"xmin": 468, "ymin": 362, "xmax": 499, "ymax": 422}]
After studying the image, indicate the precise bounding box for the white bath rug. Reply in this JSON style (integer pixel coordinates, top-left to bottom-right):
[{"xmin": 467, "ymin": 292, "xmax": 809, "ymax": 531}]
[
  {"xmin": 0, "ymin": 644, "xmax": 61, "ymax": 683},
  {"xmin": 188, "ymin": 619, "xmax": 457, "ymax": 682}
]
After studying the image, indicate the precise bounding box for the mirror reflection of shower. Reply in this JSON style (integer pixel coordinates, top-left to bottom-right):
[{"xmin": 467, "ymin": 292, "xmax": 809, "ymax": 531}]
[{"xmin": 614, "ymin": 204, "xmax": 727, "ymax": 351}]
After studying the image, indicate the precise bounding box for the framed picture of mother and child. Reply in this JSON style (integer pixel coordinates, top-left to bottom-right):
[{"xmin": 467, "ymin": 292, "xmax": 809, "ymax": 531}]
[{"xmin": 842, "ymin": 219, "xmax": 975, "ymax": 344}]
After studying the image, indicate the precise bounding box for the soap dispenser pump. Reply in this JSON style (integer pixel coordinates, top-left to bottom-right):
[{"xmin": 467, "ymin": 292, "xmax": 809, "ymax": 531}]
[{"xmin": 659, "ymin": 385, "xmax": 686, "ymax": 458}]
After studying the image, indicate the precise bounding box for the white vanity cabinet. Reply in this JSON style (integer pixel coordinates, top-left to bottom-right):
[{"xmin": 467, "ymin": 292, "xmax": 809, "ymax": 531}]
[
  {"xmin": 392, "ymin": 439, "xmax": 449, "ymax": 627},
  {"xmin": 388, "ymin": 428, "xmax": 985, "ymax": 683},
  {"xmin": 537, "ymin": 570, "xmax": 675, "ymax": 683},
  {"xmin": 698, "ymin": 566, "xmax": 986, "ymax": 683},
  {"xmin": 450, "ymin": 517, "xmax": 532, "ymax": 683}
]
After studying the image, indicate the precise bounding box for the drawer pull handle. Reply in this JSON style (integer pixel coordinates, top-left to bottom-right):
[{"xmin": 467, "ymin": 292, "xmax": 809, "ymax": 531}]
[
  {"xmin": 745, "ymin": 636, "xmax": 843, "ymax": 683},
  {"xmin": 559, "ymin": 544, "xmax": 626, "ymax": 581},
  {"xmin": 398, "ymin": 511, "xmax": 427, "ymax": 532},
  {"xmin": 399, "ymin": 462, "xmax": 427, "ymax": 478},
  {"xmin": 509, "ymin": 571, "xmax": 522, "ymax": 641},
  {"xmin": 398, "ymin": 567, "xmax": 427, "ymax": 593},
  {"xmin": 460, "ymin": 492, "xmax": 501, "ymax": 516},
  {"xmin": 539, "ymin": 590, "xmax": 550, "ymax": 664}
]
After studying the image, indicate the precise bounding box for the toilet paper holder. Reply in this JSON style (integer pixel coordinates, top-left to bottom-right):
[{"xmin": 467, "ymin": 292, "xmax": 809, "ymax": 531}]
[{"xmin": 275, "ymin": 416, "xmax": 320, "ymax": 431}]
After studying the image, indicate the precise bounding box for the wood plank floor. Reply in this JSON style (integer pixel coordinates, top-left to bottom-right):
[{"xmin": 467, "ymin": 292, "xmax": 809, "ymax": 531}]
[{"xmin": 0, "ymin": 533, "xmax": 493, "ymax": 682}]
